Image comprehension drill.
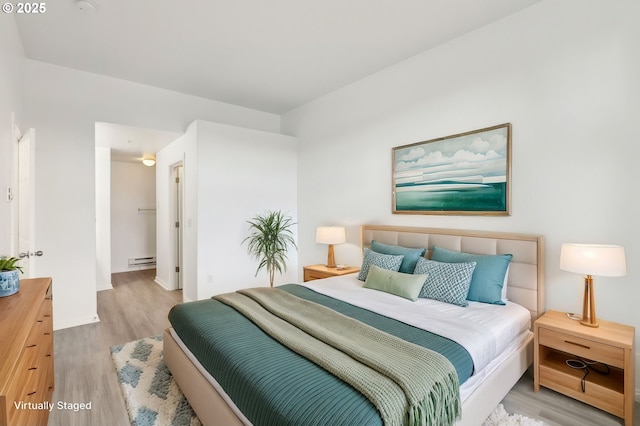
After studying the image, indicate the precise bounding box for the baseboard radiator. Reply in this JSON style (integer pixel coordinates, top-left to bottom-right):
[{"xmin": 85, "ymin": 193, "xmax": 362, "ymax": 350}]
[{"xmin": 128, "ymin": 256, "xmax": 157, "ymax": 268}]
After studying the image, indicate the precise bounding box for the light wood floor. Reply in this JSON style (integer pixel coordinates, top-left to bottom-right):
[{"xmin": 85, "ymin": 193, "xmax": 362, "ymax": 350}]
[
  {"xmin": 502, "ymin": 369, "xmax": 638, "ymax": 426},
  {"xmin": 48, "ymin": 269, "xmax": 182, "ymax": 426},
  {"xmin": 48, "ymin": 270, "xmax": 637, "ymax": 426}
]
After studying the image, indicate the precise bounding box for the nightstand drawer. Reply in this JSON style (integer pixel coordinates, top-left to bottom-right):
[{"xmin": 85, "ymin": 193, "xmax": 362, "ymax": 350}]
[
  {"xmin": 304, "ymin": 270, "xmax": 330, "ymax": 281},
  {"xmin": 539, "ymin": 327, "xmax": 624, "ymax": 368},
  {"xmin": 539, "ymin": 352, "xmax": 624, "ymax": 418},
  {"xmin": 303, "ymin": 265, "xmax": 360, "ymax": 282}
]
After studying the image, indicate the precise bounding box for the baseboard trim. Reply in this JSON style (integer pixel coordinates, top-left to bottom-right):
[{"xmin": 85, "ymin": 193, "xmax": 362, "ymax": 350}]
[
  {"xmin": 96, "ymin": 283, "xmax": 113, "ymax": 291},
  {"xmin": 154, "ymin": 276, "xmax": 175, "ymax": 291},
  {"xmin": 54, "ymin": 314, "xmax": 100, "ymax": 331}
]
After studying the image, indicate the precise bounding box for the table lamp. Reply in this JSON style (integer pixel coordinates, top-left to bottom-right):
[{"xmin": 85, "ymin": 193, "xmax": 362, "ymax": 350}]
[
  {"xmin": 316, "ymin": 226, "xmax": 346, "ymax": 268},
  {"xmin": 559, "ymin": 243, "xmax": 626, "ymax": 327}
]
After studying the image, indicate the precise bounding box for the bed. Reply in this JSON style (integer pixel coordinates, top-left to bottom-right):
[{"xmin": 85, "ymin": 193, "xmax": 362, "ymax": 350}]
[{"xmin": 164, "ymin": 225, "xmax": 545, "ymax": 425}]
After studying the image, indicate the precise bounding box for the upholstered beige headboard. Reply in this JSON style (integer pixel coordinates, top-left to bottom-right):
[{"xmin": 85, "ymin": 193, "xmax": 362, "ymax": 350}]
[{"xmin": 361, "ymin": 225, "xmax": 545, "ymax": 322}]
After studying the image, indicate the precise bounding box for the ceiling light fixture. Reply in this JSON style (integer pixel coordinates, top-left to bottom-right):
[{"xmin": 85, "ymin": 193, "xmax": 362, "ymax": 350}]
[{"xmin": 142, "ymin": 158, "xmax": 156, "ymax": 167}]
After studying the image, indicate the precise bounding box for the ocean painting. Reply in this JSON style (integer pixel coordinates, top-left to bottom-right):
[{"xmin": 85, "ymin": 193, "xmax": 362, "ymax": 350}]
[{"xmin": 393, "ymin": 123, "xmax": 511, "ymax": 215}]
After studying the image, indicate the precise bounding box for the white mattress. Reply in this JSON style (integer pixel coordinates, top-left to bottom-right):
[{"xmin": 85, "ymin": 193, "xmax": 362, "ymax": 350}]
[{"xmin": 302, "ymin": 274, "xmax": 532, "ymax": 375}]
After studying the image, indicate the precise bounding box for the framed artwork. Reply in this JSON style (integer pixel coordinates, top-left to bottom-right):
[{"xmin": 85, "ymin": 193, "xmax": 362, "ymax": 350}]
[{"xmin": 392, "ymin": 123, "xmax": 511, "ymax": 216}]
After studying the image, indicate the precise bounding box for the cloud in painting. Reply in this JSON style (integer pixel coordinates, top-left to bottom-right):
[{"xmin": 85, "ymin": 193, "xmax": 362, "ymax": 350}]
[
  {"xmin": 469, "ymin": 137, "xmax": 490, "ymax": 153},
  {"xmin": 394, "ymin": 126, "xmax": 509, "ymax": 172},
  {"xmin": 396, "ymin": 148, "xmax": 500, "ymax": 171},
  {"xmin": 398, "ymin": 147, "xmax": 425, "ymax": 162},
  {"xmin": 451, "ymin": 149, "xmax": 500, "ymax": 163}
]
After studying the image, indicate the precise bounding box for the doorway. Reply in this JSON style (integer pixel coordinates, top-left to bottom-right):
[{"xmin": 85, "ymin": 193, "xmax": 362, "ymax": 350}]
[{"xmin": 94, "ymin": 122, "xmax": 182, "ymax": 293}]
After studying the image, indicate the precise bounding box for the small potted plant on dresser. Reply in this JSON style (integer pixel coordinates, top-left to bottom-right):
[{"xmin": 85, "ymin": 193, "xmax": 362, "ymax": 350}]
[{"xmin": 0, "ymin": 256, "xmax": 23, "ymax": 297}]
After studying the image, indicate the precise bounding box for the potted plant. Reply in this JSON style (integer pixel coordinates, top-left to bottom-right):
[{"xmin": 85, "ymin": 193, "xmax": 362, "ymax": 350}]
[
  {"xmin": 243, "ymin": 210, "xmax": 297, "ymax": 287},
  {"xmin": 0, "ymin": 256, "xmax": 23, "ymax": 297}
]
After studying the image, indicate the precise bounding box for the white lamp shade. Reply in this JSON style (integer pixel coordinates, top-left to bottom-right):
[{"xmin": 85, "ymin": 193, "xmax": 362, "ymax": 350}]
[
  {"xmin": 142, "ymin": 158, "xmax": 156, "ymax": 167},
  {"xmin": 560, "ymin": 243, "xmax": 626, "ymax": 277},
  {"xmin": 316, "ymin": 226, "xmax": 346, "ymax": 245}
]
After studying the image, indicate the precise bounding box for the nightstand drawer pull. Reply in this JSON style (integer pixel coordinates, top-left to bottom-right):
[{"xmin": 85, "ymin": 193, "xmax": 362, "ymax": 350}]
[
  {"xmin": 564, "ymin": 340, "xmax": 590, "ymax": 350},
  {"xmin": 537, "ymin": 327, "xmax": 624, "ymax": 368}
]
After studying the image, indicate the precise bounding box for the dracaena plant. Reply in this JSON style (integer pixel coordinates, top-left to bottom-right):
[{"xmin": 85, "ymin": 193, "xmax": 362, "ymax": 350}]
[
  {"xmin": 243, "ymin": 210, "xmax": 297, "ymax": 287},
  {"xmin": 0, "ymin": 256, "xmax": 23, "ymax": 273}
]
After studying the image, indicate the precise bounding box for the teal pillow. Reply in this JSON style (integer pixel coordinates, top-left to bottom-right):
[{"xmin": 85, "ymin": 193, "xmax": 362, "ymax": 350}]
[
  {"xmin": 371, "ymin": 240, "xmax": 426, "ymax": 274},
  {"xmin": 364, "ymin": 265, "xmax": 427, "ymax": 301},
  {"xmin": 431, "ymin": 246, "xmax": 512, "ymax": 305},
  {"xmin": 413, "ymin": 258, "xmax": 476, "ymax": 307},
  {"xmin": 357, "ymin": 248, "xmax": 404, "ymax": 281}
]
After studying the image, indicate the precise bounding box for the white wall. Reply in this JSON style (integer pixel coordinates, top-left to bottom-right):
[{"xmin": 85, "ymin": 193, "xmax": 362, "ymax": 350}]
[
  {"xmin": 111, "ymin": 161, "xmax": 156, "ymax": 273},
  {"xmin": 95, "ymin": 146, "xmax": 111, "ymax": 290},
  {"xmin": 0, "ymin": 15, "xmax": 24, "ymax": 257},
  {"xmin": 22, "ymin": 60, "xmax": 281, "ymax": 330},
  {"xmin": 283, "ymin": 0, "xmax": 640, "ymax": 383},
  {"xmin": 195, "ymin": 120, "xmax": 298, "ymax": 298},
  {"xmin": 155, "ymin": 120, "xmax": 298, "ymax": 301}
]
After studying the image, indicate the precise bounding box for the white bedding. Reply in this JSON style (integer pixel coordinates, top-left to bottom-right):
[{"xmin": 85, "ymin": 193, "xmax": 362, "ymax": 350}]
[{"xmin": 302, "ymin": 274, "xmax": 532, "ymax": 375}]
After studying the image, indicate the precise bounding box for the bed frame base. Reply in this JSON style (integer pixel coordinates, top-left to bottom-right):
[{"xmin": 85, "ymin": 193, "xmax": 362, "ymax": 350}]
[
  {"xmin": 457, "ymin": 334, "xmax": 533, "ymax": 425},
  {"xmin": 164, "ymin": 329, "xmax": 246, "ymax": 426},
  {"xmin": 165, "ymin": 328, "xmax": 533, "ymax": 426}
]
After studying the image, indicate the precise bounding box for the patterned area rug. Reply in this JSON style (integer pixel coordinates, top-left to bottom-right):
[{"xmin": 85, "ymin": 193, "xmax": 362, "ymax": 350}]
[
  {"xmin": 482, "ymin": 404, "xmax": 547, "ymax": 426},
  {"xmin": 112, "ymin": 336, "xmax": 545, "ymax": 426},
  {"xmin": 110, "ymin": 336, "xmax": 201, "ymax": 426}
]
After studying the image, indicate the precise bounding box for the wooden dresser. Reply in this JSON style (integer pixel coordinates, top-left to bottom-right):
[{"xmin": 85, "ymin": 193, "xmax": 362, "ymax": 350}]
[{"xmin": 0, "ymin": 278, "xmax": 54, "ymax": 426}]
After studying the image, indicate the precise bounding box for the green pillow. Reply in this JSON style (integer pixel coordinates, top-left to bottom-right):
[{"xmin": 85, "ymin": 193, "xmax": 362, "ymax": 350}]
[
  {"xmin": 431, "ymin": 246, "xmax": 512, "ymax": 305},
  {"xmin": 371, "ymin": 240, "xmax": 426, "ymax": 274},
  {"xmin": 363, "ymin": 265, "xmax": 427, "ymax": 301}
]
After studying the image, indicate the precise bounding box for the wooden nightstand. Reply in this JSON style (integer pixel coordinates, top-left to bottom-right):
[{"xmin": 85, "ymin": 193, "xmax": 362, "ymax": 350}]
[
  {"xmin": 534, "ymin": 310, "xmax": 635, "ymax": 425},
  {"xmin": 303, "ymin": 264, "xmax": 359, "ymax": 282}
]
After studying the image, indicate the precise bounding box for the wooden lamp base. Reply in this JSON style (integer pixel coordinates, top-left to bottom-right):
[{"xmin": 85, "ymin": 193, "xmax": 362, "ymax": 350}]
[
  {"xmin": 580, "ymin": 275, "xmax": 599, "ymax": 328},
  {"xmin": 326, "ymin": 244, "xmax": 336, "ymax": 268}
]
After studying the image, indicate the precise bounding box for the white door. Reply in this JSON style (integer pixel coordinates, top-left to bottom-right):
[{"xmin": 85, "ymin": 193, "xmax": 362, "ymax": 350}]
[{"xmin": 18, "ymin": 128, "xmax": 38, "ymax": 277}]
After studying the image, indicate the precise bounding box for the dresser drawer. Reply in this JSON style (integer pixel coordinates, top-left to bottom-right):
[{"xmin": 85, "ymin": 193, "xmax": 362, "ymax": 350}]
[
  {"xmin": 13, "ymin": 345, "xmax": 43, "ymax": 399},
  {"xmin": 538, "ymin": 327, "xmax": 624, "ymax": 368}
]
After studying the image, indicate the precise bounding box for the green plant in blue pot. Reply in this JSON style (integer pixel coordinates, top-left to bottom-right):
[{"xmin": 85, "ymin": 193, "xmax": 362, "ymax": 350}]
[{"xmin": 0, "ymin": 256, "xmax": 23, "ymax": 297}]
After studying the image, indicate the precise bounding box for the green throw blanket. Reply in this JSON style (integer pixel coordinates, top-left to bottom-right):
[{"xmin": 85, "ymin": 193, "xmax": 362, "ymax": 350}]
[{"xmin": 215, "ymin": 288, "xmax": 461, "ymax": 426}]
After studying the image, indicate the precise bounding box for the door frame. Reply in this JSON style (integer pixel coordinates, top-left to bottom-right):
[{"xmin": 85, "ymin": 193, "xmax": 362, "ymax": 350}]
[
  {"xmin": 10, "ymin": 116, "xmax": 22, "ymax": 255},
  {"xmin": 17, "ymin": 128, "xmax": 36, "ymax": 277},
  {"xmin": 170, "ymin": 162, "xmax": 184, "ymax": 290}
]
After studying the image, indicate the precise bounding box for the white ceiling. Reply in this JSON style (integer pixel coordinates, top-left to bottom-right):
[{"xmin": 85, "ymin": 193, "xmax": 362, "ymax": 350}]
[
  {"xmin": 15, "ymin": 0, "xmax": 540, "ymax": 115},
  {"xmin": 95, "ymin": 122, "xmax": 181, "ymax": 163}
]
